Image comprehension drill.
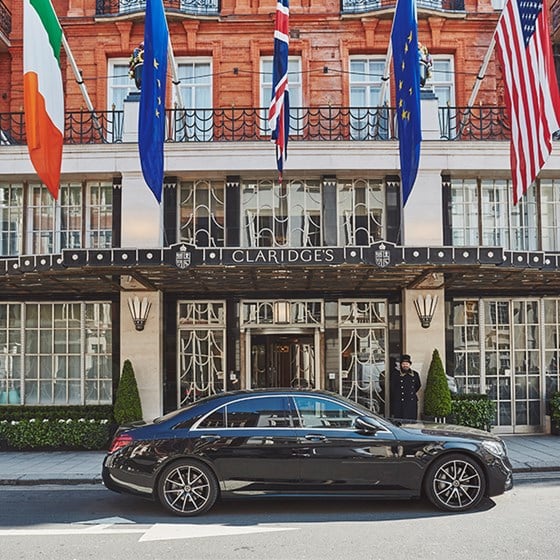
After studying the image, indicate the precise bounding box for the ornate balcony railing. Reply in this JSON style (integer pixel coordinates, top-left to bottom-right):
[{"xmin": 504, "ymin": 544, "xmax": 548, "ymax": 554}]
[
  {"xmin": 96, "ymin": 0, "xmax": 219, "ymax": 17},
  {"xmin": 341, "ymin": 0, "xmax": 464, "ymax": 14},
  {"xmin": 0, "ymin": 110, "xmax": 124, "ymax": 145},
  {"xmin": 0, "ymin": 0, "xmax": 11, "ymax": 39},
  {"xmin": 0, "ymin": 106, "xmax": 528, "ymax": 146},
  {"xmin": 439, "ymin": 106, "xmax": 511, "ymax": 140},
  {"xmin": 166, "ymin": 106, "xmax": 397, "ymax": 142}
]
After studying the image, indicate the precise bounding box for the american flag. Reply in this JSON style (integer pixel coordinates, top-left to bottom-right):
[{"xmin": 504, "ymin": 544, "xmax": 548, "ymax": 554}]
[
  {"xmin": 495, "ymin": 0, "xmax": 560, "ymax": 205},
  {"xmin": 268, "ymin": 0, "xmax": 290, "ymax": 181}
]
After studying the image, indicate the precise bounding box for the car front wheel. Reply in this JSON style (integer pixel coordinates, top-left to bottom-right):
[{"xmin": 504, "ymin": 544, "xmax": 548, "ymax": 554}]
[
  {"xmin": 157, "ymin": 460, "xmax": 218, "ymax": 516},
  {"xmin": 425, "ymin": 453, "xmax": 486, "ymax": 512}
]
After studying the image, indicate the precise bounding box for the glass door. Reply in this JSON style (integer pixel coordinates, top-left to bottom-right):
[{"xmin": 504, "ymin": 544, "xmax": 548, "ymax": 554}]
[
  {"xmin": 483, "ymin": 299, "xmax": 541, "ymax": 433},
  {"xmin": 250, "ymin": 335, "xmax": 315, "ymax": 389}
]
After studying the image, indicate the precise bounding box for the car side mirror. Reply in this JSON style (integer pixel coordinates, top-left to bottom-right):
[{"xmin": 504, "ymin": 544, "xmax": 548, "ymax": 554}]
[{"xmin": 354, "ymin": 415, "xmax": 379, "ymax": 434}]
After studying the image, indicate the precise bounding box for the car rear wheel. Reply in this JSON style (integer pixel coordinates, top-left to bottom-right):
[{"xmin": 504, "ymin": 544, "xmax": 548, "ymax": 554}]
[
  {"xmin": 425, "ymin": 454, "xmax": 486, "ymax": 512},
  {"xmin": 157, "ymin": 460, "xmax": 218, "ymax": 516}
]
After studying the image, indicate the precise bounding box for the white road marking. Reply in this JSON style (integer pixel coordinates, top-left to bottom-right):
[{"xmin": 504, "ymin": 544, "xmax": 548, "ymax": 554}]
[
  {"xmin": 139, "ymin": 523, "xmax": 297, "ymax": 542},
  {"xmin": 0, "ymin": 522, "xmax": 297, "ymax": 541},
  {"xmin": 0, "ymin": 526, "xmax": 145, "ymax": 537},
  {"xmin": 76, "ymin": 517, "xmax": 136, "ymax": 525}
]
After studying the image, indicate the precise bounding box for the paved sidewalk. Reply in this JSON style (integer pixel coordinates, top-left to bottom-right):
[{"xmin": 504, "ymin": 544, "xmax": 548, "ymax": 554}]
[
  {"xmin": 0, "ymin": 435, "xmax": 558, "ymax": 485},
  {"xmin": 501, "ymin": 435, "xmax": 560, "ymax": 473},
  {"xmin": 0, "ymin": 450, "xmax": 105, "ymax": 485}
]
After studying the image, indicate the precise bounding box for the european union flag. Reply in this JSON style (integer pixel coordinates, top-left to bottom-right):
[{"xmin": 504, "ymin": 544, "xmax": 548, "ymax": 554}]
[
  {"xmin": 139, "ymin": 0, "xmax": 169, "ymax": 203},
  {"xmin": 391, "ymin": 0, "xmax": 422, "ymax": 207}
]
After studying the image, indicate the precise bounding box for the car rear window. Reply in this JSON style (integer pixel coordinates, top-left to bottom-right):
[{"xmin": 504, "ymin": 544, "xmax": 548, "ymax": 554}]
[{"xmin": 196, "ymin": 396, "xmax": 292, "ymax": 429}]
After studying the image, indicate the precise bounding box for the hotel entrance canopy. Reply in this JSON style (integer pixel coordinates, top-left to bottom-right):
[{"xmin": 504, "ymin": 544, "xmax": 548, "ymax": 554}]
[{"xmin": 1, "ymin": 242, "xmax": 559, "ymax": 296}]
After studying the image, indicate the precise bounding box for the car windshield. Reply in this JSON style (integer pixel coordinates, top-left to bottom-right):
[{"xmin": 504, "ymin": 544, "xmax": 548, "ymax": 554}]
[{"xmin": 329, "ymin": 392, "xmax": 388, "ymax": 423}]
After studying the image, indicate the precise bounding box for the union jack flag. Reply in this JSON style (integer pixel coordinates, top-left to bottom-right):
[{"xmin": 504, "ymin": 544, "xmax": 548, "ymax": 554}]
[{"xmin": 268, "ymin": 0, "xmax": 290, "ymax": 181}]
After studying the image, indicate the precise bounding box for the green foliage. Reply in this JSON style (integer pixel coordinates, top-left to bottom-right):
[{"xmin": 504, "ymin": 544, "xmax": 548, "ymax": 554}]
[
  {"xmin": 423, "ymin": 349, "xmax": 452, "ymax": 418},
  {"xmin": 450, "ymin": 394, "xmax": 496, "ymax": 432},
  {"xmin": 550, "ymin": 392, "xmax": 560, "ymax": 429},
  {"xmin": 0, "ymin": 405, "xmax": 114, "ymax": 422},
  {"xmin": 0, "ymin": 418, "xmax": 112, "ymax": 450},
  {"xmin": 114, "ymin": 359, "xmax": 143, "ymax": 425}
]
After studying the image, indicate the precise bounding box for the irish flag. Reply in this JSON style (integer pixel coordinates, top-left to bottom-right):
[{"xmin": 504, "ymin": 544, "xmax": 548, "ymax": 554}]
[{"xmin": 23, "ymin": 0, "xmax": 64, "ymax": 200}]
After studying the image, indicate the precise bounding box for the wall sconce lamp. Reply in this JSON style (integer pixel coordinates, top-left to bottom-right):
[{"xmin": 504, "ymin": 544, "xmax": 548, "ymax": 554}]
[
  {"xmin": 414, "ymin": 294, "xmax": 438, "ymax": 329},
  {"xmin": 128, "ymin": 296, "xmax": 151, "ymax": 331}
]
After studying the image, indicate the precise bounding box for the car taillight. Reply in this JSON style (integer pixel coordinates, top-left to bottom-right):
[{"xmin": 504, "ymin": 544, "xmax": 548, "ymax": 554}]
[{"xmin": 109, "ymin": 433, "xmax": 133, "ymax": 453}]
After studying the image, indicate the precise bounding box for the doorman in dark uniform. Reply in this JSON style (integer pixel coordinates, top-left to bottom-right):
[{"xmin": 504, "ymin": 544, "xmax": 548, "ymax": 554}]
[{"xmin": 390, "ymin": 354, "xmax": 422, "ymax": 420}]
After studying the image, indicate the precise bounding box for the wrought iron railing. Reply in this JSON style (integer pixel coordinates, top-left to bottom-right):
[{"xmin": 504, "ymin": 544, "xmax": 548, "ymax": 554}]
[
  {"xmin": 0, "ymin": 110, "xmax": 124, "ymax": 145},
  {"xmin": 96, "ymin": 0, "xmax": 219, "ymax": 16},
  {"xmin": 0, "ymin": 112, "xmax": 24, "ymax": 145},
  {"xmin": 439, "ymin": 106, "xmax": 510, "ymax": 140},
  {"xmin": 341, "ymin": 0, "xmax": 464, "ymax": 13},
  {"xmin": 166, "ymin": 106, "xmax": 397, "ymax": 142},
  {"xmin": 65, "ymin": 110, "xmax": 124, "ymax": 144},
  {"xmin": 0, "ymin": 106, "xmax": 528, "ymax": 145},
  {"xmin": 0, "ymin": 0, "xmax": 11, "ymax": 39}
]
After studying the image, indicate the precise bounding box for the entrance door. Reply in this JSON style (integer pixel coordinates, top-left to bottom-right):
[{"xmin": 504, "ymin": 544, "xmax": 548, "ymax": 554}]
[
  {"xmin": 483, "ymin": 300, "xmax": 541, "ymax": 433},
  {"xmin": 251, "ymin": 335, "xmax": 315, "ymax": 389}
]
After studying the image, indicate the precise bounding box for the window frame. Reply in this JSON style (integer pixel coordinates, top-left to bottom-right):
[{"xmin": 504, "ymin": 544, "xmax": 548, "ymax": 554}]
[
  {"xmin": 107, "ymin": 58, "xmax": 135, "ymax": 112},
  {"xmin": 260, "ymin": 56, "xmax": 303, "ymax": 136},
  {"xmin": 448, "ymin": 178, "xmax": 540, "ymax": 251},
  {"xmin": 0, "ymin": 182, "xmax": 24, "ymax": 257},
  {"xmin": 0, "ymin": 301, "xmax": 113, "ymax": 406}
]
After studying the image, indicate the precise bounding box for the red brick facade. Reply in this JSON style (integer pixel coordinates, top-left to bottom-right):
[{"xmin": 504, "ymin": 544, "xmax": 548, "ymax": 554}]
[{"xmin": 2, "ymin": 0, "xmax": 511, "ymax": 114}]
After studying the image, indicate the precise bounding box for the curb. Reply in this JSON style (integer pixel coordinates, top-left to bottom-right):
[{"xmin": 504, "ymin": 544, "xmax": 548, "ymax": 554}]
[
  {"xmin": 1, "ymin": 470, "xmax": 560, "ymax": 486},
  {"xmin": 511, "ymin": 466, "xmax": 560, "ymax": 473},
  {"xmin": 0, "ymin": 477, "xmax": 102, "ymax": 486}
]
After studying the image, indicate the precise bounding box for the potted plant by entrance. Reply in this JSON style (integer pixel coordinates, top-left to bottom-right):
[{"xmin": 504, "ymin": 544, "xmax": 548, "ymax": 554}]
[
  {"xmin": 551, "ymin": 392, "xmax": 560, "ymax": 435},
  {"xmin": 423, "ymin": 349, "xmax": 452, "ymax": 422},
  {"xmin": 450, "ymin": 393, "xmax": 496, "ymax": 432},
  {"xmin": 114, "ymin": 359, "xmax": 143, "ymax": 426}
]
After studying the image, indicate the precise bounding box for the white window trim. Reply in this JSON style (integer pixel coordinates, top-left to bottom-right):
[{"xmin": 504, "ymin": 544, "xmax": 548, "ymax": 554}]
[
  {"xmin": 107, "ymin": 58, "xmax": 134, "ymax": 111},
  {"xmin": 348, "ymin": 55, "xmax": 389, "ymax": 106},
  {"xmin": 430, "ymin": 54, "xmax": 456, "ymax": 107},
  {"xmin": 174, "ymin": 57, "xmax": 213, "ymax": 108}
]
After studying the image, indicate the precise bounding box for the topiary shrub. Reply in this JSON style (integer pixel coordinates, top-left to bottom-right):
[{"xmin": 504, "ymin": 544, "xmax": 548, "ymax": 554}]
[
  {"xmin": 114, "ymin": 359, "xmax": 143, "ymax": 425},
  {"xmin": 450, "ymin": 394, "xmax": 496, "ymax": 432},
  {"xmin": 550, "ymin": 392, "xmax": 560, "ymax": 435},
  {"xmin": 423, "ymin": 349, "xmax": 452, "ymax": 419}
]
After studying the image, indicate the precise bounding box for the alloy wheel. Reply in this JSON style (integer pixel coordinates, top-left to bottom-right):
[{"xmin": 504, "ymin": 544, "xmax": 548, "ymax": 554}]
[
  {"xmin": 427, "ymin": 455, "xmax": 486, "ymax": 512},
  {"xmin": 158, "ymin": 461, "xmax": 218, "ymax": 516}
]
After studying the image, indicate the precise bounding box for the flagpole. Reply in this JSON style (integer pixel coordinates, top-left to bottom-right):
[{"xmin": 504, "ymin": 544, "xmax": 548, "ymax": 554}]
[
  {"xmin": 458, "ymin": 35, "xmax": 496, "ymax": 137},
  {"xmin": 378, "ymin": 39, "xmax": 393, "ymax": 106},
  {"xmin": 61, "ymin": 34, "xmax": 96, "ymax": 113},
  {"xmin": 167, "ymin": 35, "xmax": 184, "ymax": 110},
  {"xmin": 465, "ymin": 36, "xmax": 496, "ymax": 109},
  {"xmin": 60, "ymin": 33, "xmax": 106, "ymax": 140}
]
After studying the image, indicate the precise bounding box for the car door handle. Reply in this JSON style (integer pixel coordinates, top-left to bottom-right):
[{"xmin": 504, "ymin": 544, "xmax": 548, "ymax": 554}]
[
  {"xmin": 303, "ymin": 434, "xmax": 327, "ymax": 442},
  {"xmin": 199, "ymin": 434, "xmax": 220, "ymax": 441}
]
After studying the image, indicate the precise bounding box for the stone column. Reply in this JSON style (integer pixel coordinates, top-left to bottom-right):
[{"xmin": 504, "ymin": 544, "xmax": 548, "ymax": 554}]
[
  {"xmin": 402, "ymin": 88, "xmax": 443, "ymax": 245},
  {"xmin": 120, "ymin": 288, "xmax": 163, "ymax": 421},
  {"xmin": 118, "ymin": 93, "xmax": 164, "ymax": 420},
  {"xmin": 401, "ymin": 287, "xmax": 446, "ymax": 417}
]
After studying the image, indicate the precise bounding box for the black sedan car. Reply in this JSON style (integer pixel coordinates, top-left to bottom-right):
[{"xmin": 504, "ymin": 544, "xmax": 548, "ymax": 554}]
[{"xmin": 102, "ymin": 389, "xmax": 513, "ymax": 516}]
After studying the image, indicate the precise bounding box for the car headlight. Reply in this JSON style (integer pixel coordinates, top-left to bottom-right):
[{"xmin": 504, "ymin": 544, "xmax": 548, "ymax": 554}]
[{"xmin": 481, "ymin": 439, "xmax": 506, "ymax": 458}]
